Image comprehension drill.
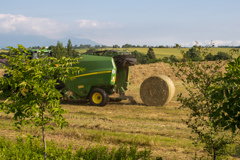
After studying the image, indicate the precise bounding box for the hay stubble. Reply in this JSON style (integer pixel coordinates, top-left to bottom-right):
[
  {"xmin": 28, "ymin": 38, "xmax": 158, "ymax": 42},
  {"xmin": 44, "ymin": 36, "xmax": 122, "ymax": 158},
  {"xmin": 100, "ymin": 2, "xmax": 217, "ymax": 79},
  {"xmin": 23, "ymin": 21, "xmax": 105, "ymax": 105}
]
[{"xmin": 0, "ymin": 62, "xmax": 237, "ymax": 159}]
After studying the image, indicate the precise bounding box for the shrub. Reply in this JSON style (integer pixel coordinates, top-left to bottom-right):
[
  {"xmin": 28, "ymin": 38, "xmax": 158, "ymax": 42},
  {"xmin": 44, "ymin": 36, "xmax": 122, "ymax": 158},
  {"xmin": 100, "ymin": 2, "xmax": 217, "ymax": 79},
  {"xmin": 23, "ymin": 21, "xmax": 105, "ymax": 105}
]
[
  {"xmin": 147, "ymin": 48, "xmax": 156, "ymax": 60},
  {"xmin": 205, "ymin": 52, "xmax": 232, "ymax": 61},
  {"xmin": 185, "ymin": 46, "xmax": 203, "ymax": 61},
  {"xmin": 169, "ymin": 55, "xmax": 179, "ymax": 62},
  {"xmin": 205, "ymin": 53, "xmax": 214, "ymax": 61},
  {"xmin": 85, "ymin": 48, "xmax": 98, "ymax": 54},
  {"xmin": 0, "ymin": 135, "xmax": 156, "ymax": 160},
  {"xmin": 213, "ymin": 51, "xmax": 232, "ymax": 60},
  {"xmin": 131, "ymin": 50, "xmax": 148, "ymax": 64},
  {"xmin": 173, "ymin": 44, "xmax": 238, "ymax": 159}
]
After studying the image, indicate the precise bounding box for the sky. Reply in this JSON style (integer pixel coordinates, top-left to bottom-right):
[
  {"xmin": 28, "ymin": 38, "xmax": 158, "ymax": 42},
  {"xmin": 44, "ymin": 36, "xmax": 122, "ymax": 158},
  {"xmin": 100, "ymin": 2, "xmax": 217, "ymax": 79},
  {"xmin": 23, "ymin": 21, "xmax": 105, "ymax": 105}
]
[{"xmin": 0, "ymin": 0, "xmax": 240, "ymax": 47}]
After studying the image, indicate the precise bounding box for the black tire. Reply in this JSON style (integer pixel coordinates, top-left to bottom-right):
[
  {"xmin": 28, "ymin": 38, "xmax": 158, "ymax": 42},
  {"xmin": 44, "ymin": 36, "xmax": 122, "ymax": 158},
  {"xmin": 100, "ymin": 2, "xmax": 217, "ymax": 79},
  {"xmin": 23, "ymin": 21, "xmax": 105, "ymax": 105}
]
[{"xmin": 89, "ymin": 88, "xmax": 109, "ymax": 106}]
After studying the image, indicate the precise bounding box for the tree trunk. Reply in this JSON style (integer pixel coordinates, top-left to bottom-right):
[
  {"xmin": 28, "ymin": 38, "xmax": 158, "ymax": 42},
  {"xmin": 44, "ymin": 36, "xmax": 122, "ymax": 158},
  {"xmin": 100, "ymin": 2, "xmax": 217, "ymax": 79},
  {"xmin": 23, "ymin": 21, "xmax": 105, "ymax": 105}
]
[
  {"xmin": 213, "ymin": 149, "xmax": 216, "ymax": 160},
  {"xmin": 41, "ymin": 107, "xmax": 47, "ymax": 160},
  {"xmin": 42, "ymin": 124, "xmax": 47, "ymax": 160}
]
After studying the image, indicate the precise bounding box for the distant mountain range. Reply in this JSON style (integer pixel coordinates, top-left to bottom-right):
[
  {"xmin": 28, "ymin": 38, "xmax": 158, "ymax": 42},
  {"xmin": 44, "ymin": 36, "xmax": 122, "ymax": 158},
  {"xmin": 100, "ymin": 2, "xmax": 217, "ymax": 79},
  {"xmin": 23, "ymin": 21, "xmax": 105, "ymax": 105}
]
[{"xmin": 0, "ymin": 35, "xmax": 102, "ymax": 48}]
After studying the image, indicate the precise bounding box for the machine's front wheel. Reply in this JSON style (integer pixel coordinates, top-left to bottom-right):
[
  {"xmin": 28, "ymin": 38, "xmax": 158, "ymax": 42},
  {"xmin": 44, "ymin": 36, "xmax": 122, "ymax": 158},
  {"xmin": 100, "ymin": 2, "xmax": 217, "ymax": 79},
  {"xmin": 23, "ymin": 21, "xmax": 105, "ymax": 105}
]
[{"xmin": 89, "ymin": 88, "xmax": 109, "ymax": 106}]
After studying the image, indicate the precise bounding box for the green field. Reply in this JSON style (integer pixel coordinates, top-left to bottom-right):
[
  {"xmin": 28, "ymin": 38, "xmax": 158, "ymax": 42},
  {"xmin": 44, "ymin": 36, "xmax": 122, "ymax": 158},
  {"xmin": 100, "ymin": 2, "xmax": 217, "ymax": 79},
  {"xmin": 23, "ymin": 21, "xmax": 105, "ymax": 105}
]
[
  {"xmin": 0, "ymin": 50, "xmax": 8, "ymax": 53},
  {"xmin": 76, "ymin": 48, "xmax": 233, "ymax": 59},
  {"xmin": 1, "ymin": 48, "xmax": 233, "ymax": 59}
]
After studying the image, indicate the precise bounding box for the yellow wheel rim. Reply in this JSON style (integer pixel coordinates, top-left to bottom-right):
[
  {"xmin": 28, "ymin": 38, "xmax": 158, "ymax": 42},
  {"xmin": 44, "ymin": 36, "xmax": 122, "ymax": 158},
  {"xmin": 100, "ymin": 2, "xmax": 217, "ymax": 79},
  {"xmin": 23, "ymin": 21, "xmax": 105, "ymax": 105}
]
[{"xmin": 92, "ymin": 92, "xmax": 103, "ymax": 104}]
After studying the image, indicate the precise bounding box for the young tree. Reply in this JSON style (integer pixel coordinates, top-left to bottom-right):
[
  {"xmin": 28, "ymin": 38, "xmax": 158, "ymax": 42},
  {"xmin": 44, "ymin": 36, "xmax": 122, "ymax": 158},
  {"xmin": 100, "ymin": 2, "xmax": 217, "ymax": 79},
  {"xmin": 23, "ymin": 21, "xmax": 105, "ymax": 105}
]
[
  {"xmin": 210, "ymin": 51, "xmax": 240, "ymax": 133},
  {"xmin": 205, "ymin": 53, "xmax": 214, "ymax": 61},
  {"xmin": 112, "ymin": 44, "xmax": 120, "ymax": 48},
  {"xmin": 185, "ymin": 46, "xmax": 203, "ymax": 61},
  {"xmin": 0, "ymin": 45, "xmax": 83, "ymax": 160},
  {"xmin": 169, "ymin": 55, "xmax": 179, "ymax": 62},
  {"xmin": 173, "ymin": 44, "xmax": 238, "ymax": 159},
  {"xmin": 66, "ymin": 39, "xmax": 73, "ymax": 58},
  {"xmin": 131, "ymin": 50, "xmax": 148, "ymax": 64},
  {"xmin": 53, "ymin": 41, "xmax": 66, "ymax": 59},
  {"xmin": 122, "ymin": 44, "xmax": 132, "ymax": 48},
  {"xmin": 146, "ymin": 48, "xmax": 156, "ymax": 60},
  {"xmin": 213, "ymin": 51, "xmax": 232, "ymax": 60}
]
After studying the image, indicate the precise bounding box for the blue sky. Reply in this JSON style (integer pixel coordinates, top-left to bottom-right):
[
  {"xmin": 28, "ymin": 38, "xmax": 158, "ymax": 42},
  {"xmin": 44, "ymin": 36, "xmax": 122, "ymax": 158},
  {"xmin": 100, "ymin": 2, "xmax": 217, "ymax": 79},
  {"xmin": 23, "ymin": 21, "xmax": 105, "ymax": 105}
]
[{"xmin": 0, "ymin": 0, "xmax": 240, "ymax": 46}]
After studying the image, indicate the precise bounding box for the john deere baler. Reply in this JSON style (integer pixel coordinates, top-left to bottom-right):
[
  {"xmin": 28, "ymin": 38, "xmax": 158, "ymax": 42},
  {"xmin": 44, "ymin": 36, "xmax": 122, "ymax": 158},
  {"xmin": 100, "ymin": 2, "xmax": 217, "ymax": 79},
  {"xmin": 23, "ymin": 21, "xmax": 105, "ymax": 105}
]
[{"xmin": 65, "ymin": 50, "xmax": 136, "ymax": 106}]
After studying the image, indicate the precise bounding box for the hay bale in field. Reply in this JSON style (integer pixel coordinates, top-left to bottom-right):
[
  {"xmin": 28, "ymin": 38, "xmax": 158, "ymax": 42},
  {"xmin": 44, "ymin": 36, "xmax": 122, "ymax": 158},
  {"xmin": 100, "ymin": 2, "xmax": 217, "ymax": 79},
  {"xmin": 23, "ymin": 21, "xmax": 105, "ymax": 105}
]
[
  {"xmin": 140, "ymin": 75, "xmax": 175, "ymax": 106},
  {"xmin": 0, "ymin": 69, "xmax": 5, "ymax": 77}
]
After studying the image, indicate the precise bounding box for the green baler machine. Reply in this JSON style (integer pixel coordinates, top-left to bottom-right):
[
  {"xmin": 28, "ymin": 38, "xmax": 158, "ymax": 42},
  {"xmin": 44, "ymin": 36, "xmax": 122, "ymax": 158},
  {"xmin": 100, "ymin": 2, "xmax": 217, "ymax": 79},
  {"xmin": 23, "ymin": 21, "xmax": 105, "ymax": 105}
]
[{"xmin": 65, "ymin": 50, "xmax": 136, "ymax": 106}]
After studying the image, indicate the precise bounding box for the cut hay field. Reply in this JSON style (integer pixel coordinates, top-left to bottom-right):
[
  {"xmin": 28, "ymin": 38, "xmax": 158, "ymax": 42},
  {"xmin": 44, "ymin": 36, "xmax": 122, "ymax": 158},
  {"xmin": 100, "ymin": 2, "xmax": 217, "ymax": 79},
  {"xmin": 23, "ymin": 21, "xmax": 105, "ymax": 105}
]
[
  {"xmin": 76, "ymin": 48, "xmax": 233, "ymax": 59},
  {"xmin": 0, "ymin": 62, "xmax": 239, "ymax": 159},
  {"xmin": 0, "ymin": 50, "xmax": 8, "ymax": 52},
  {"xmin": 1, "ymin": 48, "xmax": 233, "ymax": 59}
]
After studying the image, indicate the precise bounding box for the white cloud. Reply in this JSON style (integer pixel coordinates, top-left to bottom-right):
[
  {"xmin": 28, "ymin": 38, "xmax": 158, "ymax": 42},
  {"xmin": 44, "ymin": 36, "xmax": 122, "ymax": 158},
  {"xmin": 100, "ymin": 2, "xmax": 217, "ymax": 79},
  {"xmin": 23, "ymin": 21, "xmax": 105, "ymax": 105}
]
[
  {"xmin": 0, "ymin": 14, "xmax": 68, "ymax": 39},
  {"xmin": 179, "ymin": 42, "xmax": 191, "ymax": 47},
  {"xmin": 176, "ymin": 40, "xmax": 240, "ymax": 47},
  {"xmin": 204, "ymin": 40, "xmax": 240, "ymax": 47},
  {"xmin": 75, "ymin": 19, "xmax": 122, "ymax": 29},
  {"xmin": 1, "ymin": 14, "xmax": 240, "ymax": 47},
  {"xmin": 179, "ymin": 40, "xmax": 240, "ymax": 47},
  {"xmin": 0, "ymin": 14, "xmax": 122, "ymax": 40}
]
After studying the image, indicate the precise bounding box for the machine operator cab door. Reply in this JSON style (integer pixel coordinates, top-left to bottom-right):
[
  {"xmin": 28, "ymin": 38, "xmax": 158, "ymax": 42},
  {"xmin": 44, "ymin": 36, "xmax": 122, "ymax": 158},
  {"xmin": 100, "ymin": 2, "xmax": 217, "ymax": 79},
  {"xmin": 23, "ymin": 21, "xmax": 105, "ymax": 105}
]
[{"xmin": 28, "ymin": 49, "xmax": 53, "ymax": 60}]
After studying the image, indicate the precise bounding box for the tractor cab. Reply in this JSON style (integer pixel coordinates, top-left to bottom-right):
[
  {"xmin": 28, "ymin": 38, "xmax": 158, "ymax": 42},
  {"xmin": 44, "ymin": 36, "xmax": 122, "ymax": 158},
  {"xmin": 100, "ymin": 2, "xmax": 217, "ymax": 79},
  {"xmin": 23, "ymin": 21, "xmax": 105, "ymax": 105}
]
[{"xmin": 28, "ymin": 49, "xmax": 53, "ymax": 59}]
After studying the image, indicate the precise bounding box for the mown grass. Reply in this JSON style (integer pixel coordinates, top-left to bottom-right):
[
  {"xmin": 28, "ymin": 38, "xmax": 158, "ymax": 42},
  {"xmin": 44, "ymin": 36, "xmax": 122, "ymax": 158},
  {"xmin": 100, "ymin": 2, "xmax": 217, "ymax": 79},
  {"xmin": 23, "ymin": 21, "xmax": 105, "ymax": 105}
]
[
  {"xmin": 0, "ymin": 81, "xmax": 225, "ymax": 159},
  {"xmin": 0, "ymin": 73, "xmax": 239, "ymax": 159},
  {"xmin": 0, "ymin": 50, "xmax": 8, "ymax": 53},
  {"xmin": 0, "ymin": 98, "xmax": 197, "ymax": 159}
]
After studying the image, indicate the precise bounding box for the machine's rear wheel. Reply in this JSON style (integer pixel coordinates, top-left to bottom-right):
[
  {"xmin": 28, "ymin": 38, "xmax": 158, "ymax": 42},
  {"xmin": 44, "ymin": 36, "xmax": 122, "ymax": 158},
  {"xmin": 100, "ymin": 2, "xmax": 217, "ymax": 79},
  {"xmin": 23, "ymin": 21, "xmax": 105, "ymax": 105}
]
[{"xmin": 89, "ymin": 88, "xmax": 109, "ymax": 106}]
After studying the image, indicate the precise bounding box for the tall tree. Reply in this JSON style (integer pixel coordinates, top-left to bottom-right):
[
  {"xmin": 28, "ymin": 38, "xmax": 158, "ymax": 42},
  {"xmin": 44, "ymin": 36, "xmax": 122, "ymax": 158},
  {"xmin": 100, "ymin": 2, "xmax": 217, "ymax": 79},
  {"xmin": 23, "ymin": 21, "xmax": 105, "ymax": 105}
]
[
  {"xmin": 113, "ymin": 44, "xmax": 120, "ymax": 48},
  {"xmin": 147, "ymin": 48, "xmax": 156, "ymax": 60},
  {"xmin": 67, "ymin": 39, "xmax": 73, "ymax": 57},
  {"xmin": 185, "ymin": 46, "xmax": 202, "ymax": 61},
  {"xmin": 53, "ymin": 41, "xmax": 66, "ymax": 59}
]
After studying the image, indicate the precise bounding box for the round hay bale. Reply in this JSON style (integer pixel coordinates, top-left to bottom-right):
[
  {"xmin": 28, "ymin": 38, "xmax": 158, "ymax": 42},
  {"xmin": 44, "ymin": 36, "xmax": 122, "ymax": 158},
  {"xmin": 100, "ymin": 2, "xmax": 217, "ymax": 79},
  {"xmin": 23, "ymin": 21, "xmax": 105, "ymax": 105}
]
[
  {"xmin": 0, "ymin": 69, "xmax": 5, "ymax": 77},
  {"xmin": 140, "ymin": 75, "xmax": 175, "ymax": 106}
]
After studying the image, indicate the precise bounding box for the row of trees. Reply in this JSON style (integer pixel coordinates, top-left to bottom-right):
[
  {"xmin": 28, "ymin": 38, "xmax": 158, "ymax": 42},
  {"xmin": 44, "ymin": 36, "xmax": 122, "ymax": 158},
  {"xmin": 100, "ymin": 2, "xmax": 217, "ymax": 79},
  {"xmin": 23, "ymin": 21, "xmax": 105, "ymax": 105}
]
[
  {"xmin": 131, "ymin": 46, "xmax": 233, "ymax": 65},
  {"xmin": 49, "ymin": 40, "xmax": 79, "ymax": 58},
  {"xmin": 0, "ymin": 39, "xmax": 79, "ymax": 59},
  {"xmin": 1, "ymin": 42, "xmax": 233, "ymax": 65},
  {"xmin": 72, "ymin": 43, "xmax": 240, "ymax": 49},
  {"xmin": 74, "ymin": 44, "xmax": 177, "ymax": 49}
]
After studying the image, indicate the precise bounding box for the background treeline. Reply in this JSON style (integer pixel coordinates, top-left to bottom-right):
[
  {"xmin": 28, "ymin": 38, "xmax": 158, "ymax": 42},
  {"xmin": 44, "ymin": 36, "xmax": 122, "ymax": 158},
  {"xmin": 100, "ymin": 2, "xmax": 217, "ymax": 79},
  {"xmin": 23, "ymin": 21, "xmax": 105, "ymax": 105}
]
[
  {"xmin": 28, "ymin": 43, "xmax": 178, "ymax": 49},
  {"xmin": 48, "ymin": 40, "xmax": 79, "ymax": 58},
  {"xmin": 0, "ymin": 40, "xmax": 80, "ymax": 59},
  {"xmin": 0, "ymin": 39, "xmax": 235, "ymax": 64},
  {"xmin": 20, "ymin": 43, "xmax": 240, "ymax": 50},
  {"xmin": 134, "ymin": 46, "xmax": 233, "ymax": 64}
]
